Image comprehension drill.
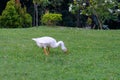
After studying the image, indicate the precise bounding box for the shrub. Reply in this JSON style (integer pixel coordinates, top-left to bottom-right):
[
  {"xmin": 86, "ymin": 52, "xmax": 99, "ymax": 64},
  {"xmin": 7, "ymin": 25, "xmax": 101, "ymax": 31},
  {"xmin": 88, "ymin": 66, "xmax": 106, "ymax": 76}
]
[
  {"xmin": 0, "ymin": 0, "xmax": 32, "ymax": 28},
  {"xmin": 41, "ymin": 13, "xmax": 62, "ymax": 26}
]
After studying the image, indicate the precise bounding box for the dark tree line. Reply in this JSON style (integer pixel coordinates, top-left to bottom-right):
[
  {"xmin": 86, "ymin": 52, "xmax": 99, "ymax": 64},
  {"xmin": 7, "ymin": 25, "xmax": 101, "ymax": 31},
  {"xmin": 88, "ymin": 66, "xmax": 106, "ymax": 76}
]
[{"xmin": 0, "ymin": 0, "xmax": 120, "ymax": 29}]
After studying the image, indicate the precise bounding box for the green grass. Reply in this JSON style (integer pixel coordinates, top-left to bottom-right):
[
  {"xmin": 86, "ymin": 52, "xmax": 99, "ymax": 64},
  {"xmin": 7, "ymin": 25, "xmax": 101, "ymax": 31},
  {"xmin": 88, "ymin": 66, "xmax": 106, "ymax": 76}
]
[{"xmin": 0, "ymin": 26, "xmax": 120, "ymax": 80}]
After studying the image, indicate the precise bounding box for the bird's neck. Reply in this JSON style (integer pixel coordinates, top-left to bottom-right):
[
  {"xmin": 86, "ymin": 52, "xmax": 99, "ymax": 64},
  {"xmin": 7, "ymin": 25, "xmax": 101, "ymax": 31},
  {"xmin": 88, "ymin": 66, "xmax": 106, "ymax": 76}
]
[{"xmin": 56, "ymin": 41, "xmax": 67, "ymax": 51}]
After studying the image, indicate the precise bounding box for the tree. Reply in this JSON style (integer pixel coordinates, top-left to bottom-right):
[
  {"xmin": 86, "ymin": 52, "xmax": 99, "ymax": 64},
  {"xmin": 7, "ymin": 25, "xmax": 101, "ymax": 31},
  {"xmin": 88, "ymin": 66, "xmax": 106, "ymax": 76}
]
[
  {"xmin": 84, "ymin": 0, "xmax": 119, "ymax": 29},
  {"xmin": 69, "ymin": 0, "xmax": 88, "ymax": 28},
  {"xmin": 48, "ymin": 0, "xmax": 63, "ymax": 12},
  {"xmin": 69, "ymin": 0, "xmax": 120, "ymax": 29},
  {"xmin": 0, "ymin": 0, "xmax": 32, "ymax": 28},
  {"xmin": 33, "ymin": 0, "xmax": 49, "ymax": 26}
]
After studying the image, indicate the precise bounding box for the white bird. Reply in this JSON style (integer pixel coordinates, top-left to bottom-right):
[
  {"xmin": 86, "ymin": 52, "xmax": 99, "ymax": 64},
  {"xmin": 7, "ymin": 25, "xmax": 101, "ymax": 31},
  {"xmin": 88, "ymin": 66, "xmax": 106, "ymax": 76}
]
[{"xmin": 32, "ymin": 36, "xmax": 67, "ymax": 55}]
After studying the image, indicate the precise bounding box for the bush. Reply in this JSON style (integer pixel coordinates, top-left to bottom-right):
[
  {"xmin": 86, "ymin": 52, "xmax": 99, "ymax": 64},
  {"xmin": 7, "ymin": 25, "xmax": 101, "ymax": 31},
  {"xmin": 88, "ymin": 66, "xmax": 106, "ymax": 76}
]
[
  {"xmin": 41, "ymin": 13, "xmax": 62, "ymax": 26},
  {"xmin": 0, "ymin": 0, "xmax": 32, "ymax": 28}
]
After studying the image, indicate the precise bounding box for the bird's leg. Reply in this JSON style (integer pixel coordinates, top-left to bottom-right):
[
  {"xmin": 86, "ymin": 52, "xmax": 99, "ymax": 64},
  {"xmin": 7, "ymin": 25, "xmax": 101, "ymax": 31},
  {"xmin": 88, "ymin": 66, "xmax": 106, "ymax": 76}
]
[
  {"xmin": 47, "ymin": 47, "xmax": 50, "ymax": 54},
  {"xmin": 43, "ymin": 48, "xmax": 48, "ymax": 55}
]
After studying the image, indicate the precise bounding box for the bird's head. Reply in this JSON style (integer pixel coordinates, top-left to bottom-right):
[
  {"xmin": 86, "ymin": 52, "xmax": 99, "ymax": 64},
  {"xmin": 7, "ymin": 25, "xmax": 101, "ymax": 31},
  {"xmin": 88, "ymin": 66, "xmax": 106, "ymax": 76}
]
[{"xmin": 62, "ymin": 47, "xmax": 67, "ymax": 53}]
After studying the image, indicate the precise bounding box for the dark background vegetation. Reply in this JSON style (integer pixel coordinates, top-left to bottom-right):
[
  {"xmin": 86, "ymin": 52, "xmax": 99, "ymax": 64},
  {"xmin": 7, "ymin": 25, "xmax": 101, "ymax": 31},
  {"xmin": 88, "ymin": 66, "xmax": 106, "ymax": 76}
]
[{"xmin": 0, "ymin": 0, "xmax": 120, "ymax": 29}]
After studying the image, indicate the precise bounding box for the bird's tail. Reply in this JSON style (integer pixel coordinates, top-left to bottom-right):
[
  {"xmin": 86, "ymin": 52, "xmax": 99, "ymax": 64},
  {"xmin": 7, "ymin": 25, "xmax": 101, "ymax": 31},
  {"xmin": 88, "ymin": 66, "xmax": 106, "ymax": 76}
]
[{"xmin": 32, "ymin": 38, "xmax": 37, "ymax": 41}]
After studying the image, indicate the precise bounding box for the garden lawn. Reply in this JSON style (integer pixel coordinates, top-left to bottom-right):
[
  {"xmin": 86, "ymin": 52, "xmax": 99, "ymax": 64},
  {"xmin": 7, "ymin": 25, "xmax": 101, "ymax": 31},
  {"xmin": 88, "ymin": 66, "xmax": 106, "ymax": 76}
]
[{"xmin": 0, "ymin": 26, "xmax": 120, "ymax": 80}]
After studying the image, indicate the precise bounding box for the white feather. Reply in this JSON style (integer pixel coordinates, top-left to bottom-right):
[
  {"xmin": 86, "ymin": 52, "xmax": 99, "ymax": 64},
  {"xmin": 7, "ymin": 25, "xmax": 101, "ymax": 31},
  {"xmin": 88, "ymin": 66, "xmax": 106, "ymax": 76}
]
[{"xmin": 32, "ymin": 36, "xmax": 67, "ymax": 52}]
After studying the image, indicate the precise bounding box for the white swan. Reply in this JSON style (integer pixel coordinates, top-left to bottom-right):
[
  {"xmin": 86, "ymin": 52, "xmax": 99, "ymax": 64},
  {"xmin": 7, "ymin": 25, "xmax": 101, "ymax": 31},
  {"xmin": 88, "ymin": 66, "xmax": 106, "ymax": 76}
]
[{"xmin": 32, "ymin": 36, "xmax": 67, "ymax": 55}]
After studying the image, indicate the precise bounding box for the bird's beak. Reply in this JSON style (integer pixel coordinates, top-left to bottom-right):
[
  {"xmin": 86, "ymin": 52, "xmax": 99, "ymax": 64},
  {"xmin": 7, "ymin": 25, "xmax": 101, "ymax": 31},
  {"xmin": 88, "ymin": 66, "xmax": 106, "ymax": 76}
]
[{"xmin": 64, "ymin": 49, "xmax": 68, "ymax": 54}]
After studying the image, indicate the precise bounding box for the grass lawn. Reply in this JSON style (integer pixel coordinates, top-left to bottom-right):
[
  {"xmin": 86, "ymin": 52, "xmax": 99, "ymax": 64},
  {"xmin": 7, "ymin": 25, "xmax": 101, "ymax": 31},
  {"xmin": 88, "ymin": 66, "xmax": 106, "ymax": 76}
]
[{"xmin": 0, "ymin": 26, "xmax": 120, "ymax": 80}]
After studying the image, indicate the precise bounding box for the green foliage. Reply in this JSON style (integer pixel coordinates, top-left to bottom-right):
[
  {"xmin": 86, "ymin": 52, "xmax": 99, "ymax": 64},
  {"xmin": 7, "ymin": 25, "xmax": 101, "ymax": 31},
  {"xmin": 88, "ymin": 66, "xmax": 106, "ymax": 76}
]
[
  {"xmin": 33, "ymin": 0, "xmax": 49, "ymax": 5},
  {"xmin": 85, "ymin": 0, "xmax": 118, "ymax": 23},
  {"xmin": 18, "ymin": 8, "xmax": 32, "ymax": 28},
  {"xmin": 0, "ymin": 0, "xmax": 32, "ymax": 28},
  {"xmin": 0, "ymin": 0, "xmax": 20, "ymax": 28},
  {"xmin": 41, "ymin": 13, "xmax": 62, "ymax": 26},
  {"xmin": 49, "ymin": 0, "xmax": 63, "ymax": 10},
  {"xmin": 69, "ymin": 0, "xmax": 120, "ymax": 28},
  {"xmin": 0, "ymin": 27, "xmax": 120, "ymax": 80},
  {"xmin": 33, "ymin": 0, "xmax": 49, "ymax": 10},
  {"xmin": 87, "ymin": 17, "xmax": 92, "ymax": 25}
]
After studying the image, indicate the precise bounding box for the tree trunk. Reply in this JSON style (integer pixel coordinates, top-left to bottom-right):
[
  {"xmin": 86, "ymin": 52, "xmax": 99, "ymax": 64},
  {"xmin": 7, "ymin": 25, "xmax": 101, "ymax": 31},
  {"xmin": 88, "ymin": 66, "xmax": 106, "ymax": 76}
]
[
  {"xmin": 33, "ymin": 3, "xmax": 36, "ymax": 26},
  {"xmin": 95, "ymin": 14, "xmax": 102, "ymax": 29},
  {"xmin": 35, "ymin": 4, "xmax": 38, "ymax": 26},
  {"xmin": 93, "ymin": 8, "xmax": 102, "ymax": 29},
  {"xmin": 77, "ymin": 9, "xmax": 81, "ymax": 27},
  {"xmin": 15, "ymin": 0, "xmax": 20, "ymax": 4},
  {"xmin": 33, "ymin": 3, "xmax": 38, "ymax": 27}
]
